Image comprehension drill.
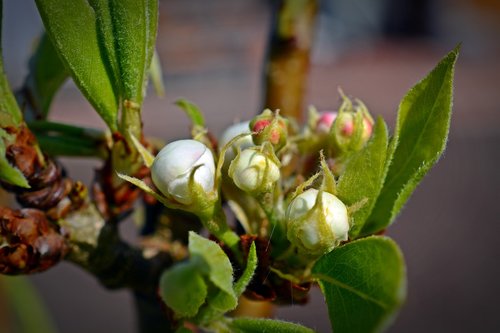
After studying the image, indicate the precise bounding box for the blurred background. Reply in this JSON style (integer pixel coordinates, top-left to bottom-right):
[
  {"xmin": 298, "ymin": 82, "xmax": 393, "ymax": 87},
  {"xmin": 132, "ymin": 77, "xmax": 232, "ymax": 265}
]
[{"xmin": 1, "ymin": 0, "xmax": 499, "ymax": 332}]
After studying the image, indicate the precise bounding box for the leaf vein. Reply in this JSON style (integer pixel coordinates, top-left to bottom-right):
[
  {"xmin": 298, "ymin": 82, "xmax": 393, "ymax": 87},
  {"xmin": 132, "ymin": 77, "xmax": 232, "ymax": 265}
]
[{"xmin": 314, "ymin": 273, "xmax": 388, "ymax": 309}]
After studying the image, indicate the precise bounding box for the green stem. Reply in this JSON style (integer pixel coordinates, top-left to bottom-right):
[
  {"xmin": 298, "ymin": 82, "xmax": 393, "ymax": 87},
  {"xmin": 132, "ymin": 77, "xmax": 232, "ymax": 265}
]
[
  {"xmin": 110, "ymin": 101, "xmax": 143, "ymax": 186},
  {"xmin": 256, "ymin": 191, "xmax": 288, "ymax": 255},
  {"xmin": 201, "ymin": 204, "xmax": 242, "ymax": 263},
  {"xmin": 121, "ymin": 100, "xmax": 142, "ymax": 150}
]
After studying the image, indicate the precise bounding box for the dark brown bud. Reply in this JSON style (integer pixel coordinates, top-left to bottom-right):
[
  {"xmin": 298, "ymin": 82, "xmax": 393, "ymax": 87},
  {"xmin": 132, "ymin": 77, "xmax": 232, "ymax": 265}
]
[{"xmin": 0, "ymin": 207, "xmax": 68, "ymax": 275}]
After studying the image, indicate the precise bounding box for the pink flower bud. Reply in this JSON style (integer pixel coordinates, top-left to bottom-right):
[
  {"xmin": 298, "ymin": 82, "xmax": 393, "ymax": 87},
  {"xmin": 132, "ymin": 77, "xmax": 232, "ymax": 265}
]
[
  {"xmin": 316, "ymin": 111, "xmax": 337, "ymax": 134},
  {"xmin": 250, "ymin": 109, "xmax": 288, "ymax": 150}
]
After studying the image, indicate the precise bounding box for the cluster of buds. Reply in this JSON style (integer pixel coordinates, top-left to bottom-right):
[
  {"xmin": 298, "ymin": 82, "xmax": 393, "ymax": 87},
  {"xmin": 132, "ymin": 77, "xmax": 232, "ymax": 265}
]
[{"xmin": 122, "ymin": 92, "xmax": 370, "ymax": 282}]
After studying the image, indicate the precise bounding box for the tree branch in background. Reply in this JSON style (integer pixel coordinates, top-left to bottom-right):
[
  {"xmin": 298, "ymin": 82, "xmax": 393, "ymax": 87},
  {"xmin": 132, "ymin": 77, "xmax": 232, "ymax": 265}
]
[{"xmin": 263, "ymin": 0, "xmax": 318, "ymax": 121}]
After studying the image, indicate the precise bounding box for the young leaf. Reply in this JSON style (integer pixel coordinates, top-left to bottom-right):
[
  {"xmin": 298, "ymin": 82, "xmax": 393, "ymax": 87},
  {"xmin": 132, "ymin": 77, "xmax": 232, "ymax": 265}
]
[
  {"xmin": 116, "ymin": 173, "xmax": 163, "ymax": 202},
  {"xmin": 195, "ymin": 242, "xmax": 258, "ymax": 325},
  {"xmin": 234, "ymin": 242, "xmax": 257, "ymax": 296},
  {"xmin": 90, "ymin": 0, "xmax": 159, "ymax": 105},
  {"xmin": 189, "ymin": 232, "xmax": 235, "ymax": 297},
  {"xmin": 0, "ymin": 132, "xmax": 29, "ymax": 188},
  {"xmin": 159, "ymin": 262, "xmax": 208, "ymax": 318},
  {"xmin": 129, "ymin": 132, "xmax": 155, "ymax": 167},
  {"xmin": 336, "ymin": 118, "xmax": 388, "ymax": 238},
  {"xmin": 176, "ymin": 99, "xmax": 205, "ymax": 127},
  {"xmin": 35, "ymin": 134, "xmax": 106, "ymax": 159},
  {"xmin": 0, "ymin": 157, "xmax": 30, "ymax": 188},
  {"xmin": 149, "ymin": 49, "xmax": 165, "ymax": 97},
  {"xmin": 312, "ymin": 236, "xmax": 406, "ymax": 333},
  {"xmin": 28, "ymin": 120, "xmax": 107, "ymax": 158},
  {"xmin": 24, "ymin": 33, "xmax": 68, "ymax": 118},
  {"xmin": 194, "ymin": 286, "xmax": 237, "ymax": 326},
  {"xmin": 35, "ymin": 0, "xmax": 119, "ymax": 131},
  {"xmin": 363, "ymin": 46, "xmax": 459, "ymax": 235},
  {"xmin": 227, "ymin": 317, "xmax": 316, "ymax": 333}
]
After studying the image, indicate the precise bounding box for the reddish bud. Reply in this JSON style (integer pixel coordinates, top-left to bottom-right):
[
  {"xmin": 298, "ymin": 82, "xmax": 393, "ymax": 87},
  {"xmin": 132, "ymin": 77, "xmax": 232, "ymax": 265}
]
[
  {"xmin": 316, "ymin": 111, "xmax": 337, "ymax": 134},
  {"xmin": 252, "ymin": 119, "xmax": 272, "ymax": 133},
  {"xmin": 329, "ymin": 93, "xmax": 374, "ymax": 157},
  {"xmin": 250, "ymin": 109, "xmax": 288, "ymax": 151}
]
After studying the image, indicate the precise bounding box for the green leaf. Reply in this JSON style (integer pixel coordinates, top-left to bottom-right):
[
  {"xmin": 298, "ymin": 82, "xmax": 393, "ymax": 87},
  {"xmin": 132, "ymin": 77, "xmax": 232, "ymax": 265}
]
[
  {"xmin": 337, "ymin": 118, "xmax": 388, "ymax": 238},
  {"xmin": 35, "ymin": 134, "xmax": 106, "ymax": 159},
  {"xmin": 364, "ymin": 46, "xmax": 459, "ymax": 235},
  {"xmin": 228, "ymin": 317, "xmax": 316, "ymax": 333},
  {"xmin": 159, "ymin": 262, "xmax": 208, "ymax": 318},
  {"xmin": 0, "ymin": 276, "xmax": 57, "ymax": 333},
  {"xmin": 312, "ymin": 236, "xmax": 406, "ymax": 333},
  {"xmin": 28, "ymin": 120, "xmax": 107, "ymax": 158},
  {"xmin": 195, "ymin": 242, "xmax": 258, "ymax": 325},
  {"xmin": 195, "ymin": 285, "xmax": 237, "ymax": 326},
  {"xmin": 35, "ymin": 0, "xmax": 119, "ymax": 131},
  {"xmin": 149, "ymin": 49, "xmax": 165, "ymax": 97},
  {"xmin": 129, "ymin": 132, "xmax": 155, "ymax": 167},
  {"xmin": 176, "ymin": 99, "xmax": 205, "ymax": 127},
  {"xmin": 114, "ymin": 0, "xmax": 158, "ymax": 104},
  {"xmin": 86, "ymin": 0, "xmax": 120, "ymax": 98},
  {"xmin": 117, "ymin": 172, "xmax": 185, "ymax": 211},
  {"xmin": 25, "ymin": 33, "xmax": 68, "ymax": 118},
  {"xmin": 116, "ymin": 172, "xmax": 164, "ymax": 201},
  {"xmin": 0, "ymin": 132, "xmax": 29, "ymax": 188},
  {"xmin": 28, "ymin": 120, "xmax": 105, "ymax": 140},
  {"xmin": 188, "ymin": 232, "xmax": 234, "ymax": 297},
  {"xmin": 0, "ymin": 156, "xmax": 29, "ymax": 188},
  {"xmin": 90, "ymin": 0, "xmax": 158, "ymax": 105},
  {"xmin": 234, "ymin": 242, "xmax": 257, "ymax": 296},
  {"xmin": 0, "ymin": 1, "xmax": 22, "ymax": 126}
]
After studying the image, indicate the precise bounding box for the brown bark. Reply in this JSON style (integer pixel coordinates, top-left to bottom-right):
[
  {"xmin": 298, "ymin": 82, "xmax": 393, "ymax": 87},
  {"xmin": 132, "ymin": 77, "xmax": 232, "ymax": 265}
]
[{"xmin": 263, "ymin": 0, "xmax": 318, "ymax": 122}]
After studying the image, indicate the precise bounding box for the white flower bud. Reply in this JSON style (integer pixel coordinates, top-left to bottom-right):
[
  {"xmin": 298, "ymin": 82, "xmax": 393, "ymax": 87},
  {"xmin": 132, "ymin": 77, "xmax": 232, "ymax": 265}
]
[
  {"xmin": 219, "ymin": 121, "xmax": 254, "ymax": 166},
  {"xmin": 286, "ymin": 188, "xmax": 349, "ymax": 256},
  {"xmin": 228, "ymin": 148, "xmax": 280, "ymax": 194},
  {"xmin": 151, "ymin": 140, "xmax": 215, "ymax": 205}
]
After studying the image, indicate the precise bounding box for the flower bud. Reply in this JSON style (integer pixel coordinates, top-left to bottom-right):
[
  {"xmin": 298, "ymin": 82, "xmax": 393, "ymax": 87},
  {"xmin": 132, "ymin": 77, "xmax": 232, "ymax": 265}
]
[
  {"xmin": 329, "ymin": 97, "xmax": 374, "ymax": 156},
  {"xmin": 218, "ymin": 121, "xmax": 254, "ymax": 167},
  {"xmin": 151, "ymin": 140, "xmax": 215, "ymax": 205},
  {"xmin": 228, "ymin": 148, "xmax": 280, "ymax": 194},
  {"xmin": 286, "ymin": 189, "xmax": 349, "ymax": 256},
  {"xmin": 250, "ymin": 109, "xmax": 288, "ymax": 151},
  {"xmin": 316, "ymin": 111, "xmax": 337, "ymax": 135}
]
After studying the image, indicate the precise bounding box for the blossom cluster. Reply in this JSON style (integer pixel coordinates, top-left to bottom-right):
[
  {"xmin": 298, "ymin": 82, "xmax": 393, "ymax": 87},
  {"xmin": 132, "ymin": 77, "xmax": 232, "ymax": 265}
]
[{"xmin": 145, "ymin": 93, "xmax": 373, "ymax": 261}]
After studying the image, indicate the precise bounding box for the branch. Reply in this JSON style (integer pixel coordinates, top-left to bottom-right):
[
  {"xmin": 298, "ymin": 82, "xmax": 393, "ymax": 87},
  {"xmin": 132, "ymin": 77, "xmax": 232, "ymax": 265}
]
[
  {"xmin": 263, "ymin": 0, "xmax": 318, "ymax": 121},
  {"xmin": 0, "ymin": 122, "xmax": 175, "ymax": 294}
]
